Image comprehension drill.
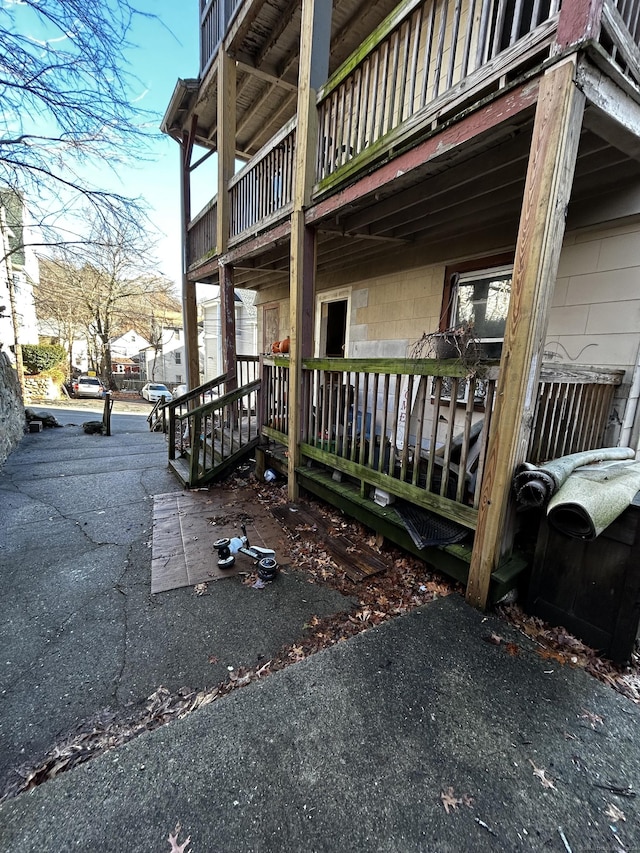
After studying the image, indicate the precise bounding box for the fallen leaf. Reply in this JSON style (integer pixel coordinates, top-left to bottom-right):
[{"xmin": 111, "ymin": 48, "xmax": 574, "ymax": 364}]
[
  {"xmin": 208, "ymin": 655, "xmax": 220, "ymax": 665},
  {"xmin": 486, "ymin": 633, "xmax": 504, "ymax": 645},
  {"xmin": 194, "ymin": 583, "xmax": 208, "ymax": 596},
  {"xmin": 580, "ymin": 708, "xmax": 604, "ymax": 729},
  {"xmin": 440, "ymin": 786, "xmax": 474, "ymax": 814},
  {"xmin": 168, "ymin": 825, "xmax": 191, "ymax": 852},
  {"xmin": 605, "ymin": 803, "xmax": 626, "ymax": 822},
  {"xmin": 529, "ymin": 759, "xmax": 556, "ymax": 790},
  {"xmin": 505, "ymin": 642, "xmax": 519, "ymax": 656},
  {"xmin": 441, "ymin": 787, "xmax": 462, "ymax": 814}
]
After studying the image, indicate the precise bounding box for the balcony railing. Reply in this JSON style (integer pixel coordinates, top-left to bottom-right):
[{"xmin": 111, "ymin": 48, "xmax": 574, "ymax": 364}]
[
  {"xmin": 189, "ymin": 0, "xmax": 640, "ymax": 266},
  {"xmin": 315, "ymin": 0, "xmax": 560, "ymax": 184},
  {"xmin": 200, "ymin": 0, "xmax": 242, "ymax": 75},
  {"xmin": 600, "ymin": 0, "xmax": 640, "ymax": 89},
  {"xmin": 262, "ymin": 356, "xmax": 500, "ymax": 527},
  {"xmin": 229, "ymin": 119, "xmax": 297, "ymax": 242},
  {"xmin": 187, "ymin": 196, "xmax": 218, "ymax": 268},
  {"xmin": 260, "ymin": 357, "xmax": 623, "ymax": 527}
]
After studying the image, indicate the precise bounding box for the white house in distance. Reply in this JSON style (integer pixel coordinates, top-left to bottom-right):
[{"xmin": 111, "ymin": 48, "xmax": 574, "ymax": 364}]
[
  {"xmin": 139, "ymin": 325, "xmax": 190, "ymax": 388},
  {"xmin": 110, "ymin": 329, "xmax": 151, "ymax": 360},
  {"xmin": 201, "ymin": 288, "xmax": 257, "ymax": 382},
  {"xmin": 0, "ymin": 190, "xmax": 39, "ymax": 361},
  {"xmin": 109, "ymin": 329, "xmax": 151, "ymax": 379}
]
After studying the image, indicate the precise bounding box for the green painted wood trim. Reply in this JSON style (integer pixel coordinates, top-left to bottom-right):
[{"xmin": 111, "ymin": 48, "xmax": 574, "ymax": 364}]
[
  {"xmin": 300, "ymin": 442, "xmax": 478, "ymax": 529},
  {"xmin": 264, "ymin": 356, "xmax": 500, "ymax": 380},
  {"xmin": 316, "ymin": 0, "xmax": 425, "ymax": 102},
  {"xmin": 301, "ymin": 357, "xmax": 500, "ymax": 378},
  {"xmin": 296, "ymin": 466, "xmax": 471, "ymax": 584},
  {"xmin": 187, "ymin": 378, "xmax": 261, "ymax": 418},
  {"xmin": 261, "ymin": 425, "xmax": 288, "ymax": 445}
]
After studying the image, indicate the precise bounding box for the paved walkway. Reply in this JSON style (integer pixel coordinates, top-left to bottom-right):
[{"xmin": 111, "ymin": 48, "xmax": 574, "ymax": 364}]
[{"xmin": 0, "ymin": 403, "xmax": 639, "ymax": 852}]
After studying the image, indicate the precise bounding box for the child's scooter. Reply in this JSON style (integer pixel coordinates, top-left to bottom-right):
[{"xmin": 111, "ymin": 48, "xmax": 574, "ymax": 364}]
[{"xmin": 213, "ymin": 524, "xmax": 278, "ymax": 581}]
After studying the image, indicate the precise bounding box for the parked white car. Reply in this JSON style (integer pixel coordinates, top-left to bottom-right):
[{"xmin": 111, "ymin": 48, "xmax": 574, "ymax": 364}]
[
  {"xmin": 141, "ymin": 383, "xmax": 173, "ymax": 403},
  {"xmin": 73, "ymin": 376, "xmax": 105, "ymax": 399}
]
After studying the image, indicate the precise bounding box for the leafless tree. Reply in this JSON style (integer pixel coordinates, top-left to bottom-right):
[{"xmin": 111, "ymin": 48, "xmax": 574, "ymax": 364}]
[
  {"xmin": 0, "ymin": 0, "xmax": 158, "ymax": 260},
  {"xmin": 36, "ymin": 212, "xmax": 179, "ymax": 385}
]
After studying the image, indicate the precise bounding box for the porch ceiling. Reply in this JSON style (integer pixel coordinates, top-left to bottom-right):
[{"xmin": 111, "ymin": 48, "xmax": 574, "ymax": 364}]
[
  {"xmin": 175, "ymin": 0, "xmax": 401, "ymax": 157},
  {"xmin": 203, "ymin": 100, "xmax": 640, "ymax": 290}
]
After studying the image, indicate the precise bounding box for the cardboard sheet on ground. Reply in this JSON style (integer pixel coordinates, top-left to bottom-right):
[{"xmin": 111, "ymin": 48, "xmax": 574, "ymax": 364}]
[
  {"xmin": 547, "ymin": 461, "xmax": 640, "ymax": 540},
  {"xmin": 151, "ymin": 489, "xmax": 290, "ymax": 593}
]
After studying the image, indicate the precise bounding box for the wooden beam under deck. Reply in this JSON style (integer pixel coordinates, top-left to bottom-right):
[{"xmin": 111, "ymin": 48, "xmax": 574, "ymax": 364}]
[
  {"xmin": 467, "ymin": 58, "xmax": 586, "ymax": 610},
  {"xmin": 305, "ymin": 79, "xmax": 541, "ymax": 229}
]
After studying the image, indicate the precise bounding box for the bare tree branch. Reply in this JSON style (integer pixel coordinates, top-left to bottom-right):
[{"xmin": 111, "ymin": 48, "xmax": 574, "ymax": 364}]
[{"xmin": 0, "ymin": 0, "xmax": 162, "ymax": 257}]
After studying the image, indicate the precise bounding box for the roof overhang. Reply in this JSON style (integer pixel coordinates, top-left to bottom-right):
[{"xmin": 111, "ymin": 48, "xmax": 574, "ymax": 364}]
[{"xmin": 160, "ymin": 78, "xmax": 200, "ymax": 141}]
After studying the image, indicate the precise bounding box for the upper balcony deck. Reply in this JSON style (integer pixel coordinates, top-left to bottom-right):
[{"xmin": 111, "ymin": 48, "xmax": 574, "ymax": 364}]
[{"xmin": 184, "ymin": 0, "xmax": 640, "ymax": 282}]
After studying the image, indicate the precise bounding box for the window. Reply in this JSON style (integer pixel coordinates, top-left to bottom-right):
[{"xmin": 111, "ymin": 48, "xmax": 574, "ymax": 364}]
[
  {"xmin": 175, "ymin": 351, "xmax": 181, "ymax": 364},
  {"xmin": 451, "ymin": 265, "xmax": 512, "ymax": 358},
  {"xmin": 437, "ymin": 258, "xmax": 513, "ymax": 405}
]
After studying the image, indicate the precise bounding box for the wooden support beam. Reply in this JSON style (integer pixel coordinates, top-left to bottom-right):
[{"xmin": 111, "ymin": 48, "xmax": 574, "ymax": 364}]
[
  {"xmin": 466, "ymin": 58, "xmax": 586, "ymax": 609},
  {"xmin": 288, "ymin": 0, "xmax": 332, "ymax": 501},
  {"xmin": 556, "ymin": 0, "xmax": 603, "ymax": 48},
  {"xmin": 220, "ymin": 264, "xmax": 237, "ymax": 391},
  {"xmin": 217, "ymin": 50, "xmax": 236, "ymax": 256},
  {"xmin": 180, "ymin": 121, "xmax": 201, "ymax": 391},
  {"xmin": 236, "ymin": 62, "xmax": 298, "ymax": 94}
]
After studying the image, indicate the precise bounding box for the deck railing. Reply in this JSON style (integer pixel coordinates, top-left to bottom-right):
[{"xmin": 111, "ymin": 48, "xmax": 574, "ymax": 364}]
[
  {"xmin": 167, "ymin": 355, "xmax": 259, "ymax": 466},
  {"xmin": 262, "ymin": 356, "xmax": 501, "ymax": 528},
  {"xmin": 527, "ymin": 364, "xmax": 624, "ymax": 463},
  {"xmin": 187, "ymin": 196, "xmax": 218, "ymax": 268},
  {"xmin": 315, "ymin": 0, "xmax": 560, "ymax": 184},
  {"xmin": 229, "ymin": 119, "xmax": 296, "ymax": 242},
  {"xmin": 260, "ymin": 357, "xmax": 624, "ymax": 527},
  {"xmin": 600, "ymin": 0, "xmax": 640, "ymax": 89},
  {"xmin": 200, "ymin": 0, "xmax": 242, "ymax": 75}
]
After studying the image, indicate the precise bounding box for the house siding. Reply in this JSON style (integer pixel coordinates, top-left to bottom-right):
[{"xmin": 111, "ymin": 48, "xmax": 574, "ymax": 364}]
[{"xmin": 549, "ymin": 219, "xmax": 640, "ymax": 374}]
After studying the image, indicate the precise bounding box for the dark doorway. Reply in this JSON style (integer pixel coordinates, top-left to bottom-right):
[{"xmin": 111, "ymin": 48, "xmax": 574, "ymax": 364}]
[{"xmin": 325, "ymin": 300, "xmax": 347, "ymax": 357}]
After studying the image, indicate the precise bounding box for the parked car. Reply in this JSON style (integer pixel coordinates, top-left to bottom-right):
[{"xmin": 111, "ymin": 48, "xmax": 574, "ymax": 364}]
[
  {"xmin": 73, "ymin": 376, "xmax": 105, "ymax": 399},
  {"xmin": 141, "ymin": 382, "xmax": 173, "ymax": 403}
]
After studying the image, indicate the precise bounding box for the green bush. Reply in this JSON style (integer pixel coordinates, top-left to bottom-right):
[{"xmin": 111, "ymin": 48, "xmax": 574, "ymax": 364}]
[{"xmin": 21, "ymin": 344, "xmax": 67, "ymax": 375}]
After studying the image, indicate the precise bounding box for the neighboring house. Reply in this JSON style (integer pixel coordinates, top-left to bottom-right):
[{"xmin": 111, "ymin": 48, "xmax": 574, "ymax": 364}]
[
  {"xmin": 201, "ymin": 288, "xmax": 257, "ymax": 381},
  {"xmin": 112, "ymin": 356, "xmax": 140, "ymax": 376},
  {"xmin": 139, "ymin": 326, "xmax": 194, "ymax": 387},
  {"xmin": 0, "ymin": 190, "xmax": 39, "ymax": 360},
  {"xmin": 161, "ymin": 0, "xmax": 640, "ymax": 607},
  {"xmin": 110, "ymin": 329, "xmax": 151, "ymax": 361}
]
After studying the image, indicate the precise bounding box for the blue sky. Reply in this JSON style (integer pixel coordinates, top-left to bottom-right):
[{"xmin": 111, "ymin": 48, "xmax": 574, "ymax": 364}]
[
  {"xmin": 118, "ymin": 1, "xmax": 202, "ymax": 289},
  {"xmin": 7, "ymin": 0, "xmax": 217, "ymax": 292}
]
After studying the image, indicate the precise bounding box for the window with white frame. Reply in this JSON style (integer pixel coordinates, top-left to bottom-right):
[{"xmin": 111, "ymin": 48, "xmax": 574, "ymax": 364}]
[{"xmin": 450, "ymin": 265, "xmax": 512, "ymax": 355}]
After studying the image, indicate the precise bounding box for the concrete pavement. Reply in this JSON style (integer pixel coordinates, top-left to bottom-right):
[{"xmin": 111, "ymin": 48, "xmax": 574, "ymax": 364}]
[{"xmin": 0, "ymin": 401, "xmax": 639, "ymax": 852}]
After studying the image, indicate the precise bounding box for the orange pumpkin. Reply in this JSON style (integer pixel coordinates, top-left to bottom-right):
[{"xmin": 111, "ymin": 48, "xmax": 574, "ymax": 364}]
[{"xmin": 279, "ymin": 337, "xmax": 290, "ymax": 353}]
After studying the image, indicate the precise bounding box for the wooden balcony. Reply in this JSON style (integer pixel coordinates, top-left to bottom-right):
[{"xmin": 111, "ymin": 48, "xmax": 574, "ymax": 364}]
[
  {"xmin": 200, "ymin": 0, "xmax": 242, "ymax": 76},
  {"xmin": 188, "ymin": 0, "xmax": 640, "ymax": 273}
]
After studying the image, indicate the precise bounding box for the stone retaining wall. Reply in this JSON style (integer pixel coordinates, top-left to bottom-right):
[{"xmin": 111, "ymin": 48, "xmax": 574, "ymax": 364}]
[{"xmin": 0, "ymin": 352, "xmax": 25, "ymax": 467}]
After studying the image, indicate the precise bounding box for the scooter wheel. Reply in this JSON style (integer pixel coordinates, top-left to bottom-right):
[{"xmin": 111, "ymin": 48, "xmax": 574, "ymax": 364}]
[{"xmin": 257, "ymin": 557, "xmax": 278, "ymax": 581}]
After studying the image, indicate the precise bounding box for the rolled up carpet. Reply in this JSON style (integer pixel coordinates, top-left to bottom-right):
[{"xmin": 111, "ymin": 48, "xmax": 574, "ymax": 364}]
[
  {"xmin": 513, "ymin": 447, "xmax": 635, "ymax": 508},
  {"xmin": 547, "ymin": 461, "xmax": 640, "ymax": 540}
]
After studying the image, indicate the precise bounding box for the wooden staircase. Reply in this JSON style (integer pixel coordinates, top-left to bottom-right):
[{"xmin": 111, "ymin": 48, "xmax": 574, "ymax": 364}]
[{"xmin": 164, "ymin": 358, "xmax": 260, "ymax": 487}]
